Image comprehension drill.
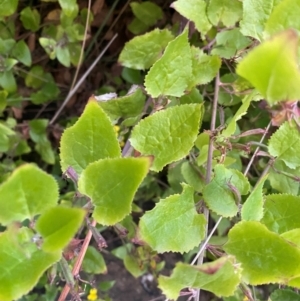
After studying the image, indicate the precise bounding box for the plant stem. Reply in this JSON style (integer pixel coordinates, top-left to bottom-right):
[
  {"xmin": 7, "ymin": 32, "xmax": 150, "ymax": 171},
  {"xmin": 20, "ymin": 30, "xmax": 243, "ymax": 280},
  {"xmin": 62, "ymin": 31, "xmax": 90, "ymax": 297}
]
[{"xmin": 195, "ymin": 72, "xmax": 220, "ymax": 301}]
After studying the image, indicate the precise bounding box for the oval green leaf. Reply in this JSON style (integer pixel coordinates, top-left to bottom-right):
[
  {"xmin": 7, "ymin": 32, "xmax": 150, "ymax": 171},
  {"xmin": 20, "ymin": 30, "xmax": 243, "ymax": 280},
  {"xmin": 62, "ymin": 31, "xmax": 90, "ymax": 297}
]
[
  {"xmin": 78, "ymin": 157, "xmax": 150, "ymax": 225},
  {"xmin": 130, "ymin": 104, "xmax": 203, "ymax": 172},
  {"xmin": 60, "ymin": 99, "xmax": 121, "ymax": 175},
  {"xmin": 0, "ymin": 164, "xmax": 59, "ymax": 226}
]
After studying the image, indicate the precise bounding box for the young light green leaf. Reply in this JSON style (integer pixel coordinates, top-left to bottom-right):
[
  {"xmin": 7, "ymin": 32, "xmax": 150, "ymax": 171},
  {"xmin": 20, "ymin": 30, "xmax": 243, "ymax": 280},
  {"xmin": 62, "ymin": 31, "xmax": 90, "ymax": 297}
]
[
  {"xmin": 0, "ymin": 0, "xmax": 18, "ymax": 17},
  {"xmin": 224, "ymin": 221, "xmax": 300, "ymax": 284},
  {"xmin": 82, "ymin": 246, "xmax": 107, "ymax": 274},
  {"xmin": 0, "ymin": 164, "xmax": 59, "ymax": 226},
  {"xmin": 159, "ymin": 257, "xmax": 241, "ymax": 300},
  {"xmin": 0, "ymin": 70, "xmax": 17, "ymax": 93},
  {"xmin": 124, "ymin": 254, "xmax": 147, "ymax": 277},
  {"xmin": 60, "ymin": 99, "xmax": 121, "ymax": 175},
  {"xmin": 78, "ymin": 157, "xmax": 149, "ymax": 225},
  {"xmin": 281, "ymin": 229, "xmax": 300, "ymax": 248},
  {"xmin": 211, "ymin": 29, "xmax": 251, "ymax": 59},
  {"xmin": 270, "ymin": 289, "xmax": 300, "ymax": 301},
  {"xmin": 261, "ymin": 194, "xmax": 300, "ymax": 234},
  {"xmin": 268, "ymin": 121, "xmax": 300, "ymax": 169},
  {"xmin": 268, "ymin": 159, "xmax": 300, "ymax": 195},
  {"xmin": 207, "ymin": 0, "xmax": 242, "ymax": 27},
  {"xmin": 20, "ymin": 7, "xmax": 41, "ymax": 32},
  {"xmin": 187, "ymin": 47, "xmax": 221, "ymax": 89},
  {"xmin": 0, "ymin": 228, "xmax": 61, "ymax": 301},
  {"xmin": 221, "ymin": 93, "xmax": 253, "ymax": 137},
  {"xmin": 180, "ymin": 87, "xmax": 203, "ymax": 104},
  {"xmin": 11, "ymin": 40, "xmax": 32, "ymax": 66},
  {"xmin": 130, "ymin": 104, "xmax": 203, "ymax": 172},
  {"xmin": 203, "ymin": 164, "xmax": 250, "ymax": 217},
  {"xmin": 171, "ymin": 0, "xmax": 211, "ymax": 36},
  {"xmin": 144, "ymin": 29, "xmax": 192, "ymax": 97},
  {"xmin": 241, "ymin": 174, "xmax": 268, "ymax": 221},
  {"xmin": 36, "ymin": 206, "xmax": 85, "ymax": 252},
  {"xmin": 118, "ymin": 29, "xmax": 174, "ymax": 70},
  {"xmin": 130, "ymin": 1, "xmax": 163, "ymax": 26},
  {"xmin": 265, "ymin": 0, "xmax": 300, "ymax": 37},
  {"xmin": 240, "ymin": 0, "xmax": 279, "ymax": 41},
  {"xmin": 95, "ymin": 86, "xmax": 146, "ymax": 119},
  {"xmin": 58, "ymin": 0, "xmax": 78, "ymax": 18},
  {"xmin": 56, "ymin": 46, "xmax": 71, "ymax": 67},
  {"xmin": 139, "ymin": 184, "xmax": 206, "ymax": 253},
  {"xmin": 237, "ymin": 30, "xmax": 300, "ymax": 104}
]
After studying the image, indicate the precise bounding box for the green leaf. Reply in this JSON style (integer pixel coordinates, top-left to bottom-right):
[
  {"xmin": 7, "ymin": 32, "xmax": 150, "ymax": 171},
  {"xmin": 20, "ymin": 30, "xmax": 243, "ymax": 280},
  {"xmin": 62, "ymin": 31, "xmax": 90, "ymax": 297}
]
[
  {"xmin": 281, "ymin": 229, "xmax": 300, "ymax": 248},
  {"xmin": 144, "ymin": 29, "xmax": 192, "ymax": 97},
  {"xmin": 0, "ymin": 228, "xmax": 60, "ymax": 301},
  {"xmin": 130, "ymin": 1, "xmax": 163, "ymax": 26},
  {"xmin": 268, "ymin": 121, "xmax": 300, "ymax": 169},
  {"xmin": 25, "ymin": 65, "xmax": 46, "ymax": 88},
  {"xmin": 265, "ymin": 0, "xmax": 300, "ymax": 37},
  {"xmin": 82, "ymin": 246, "xmax": 107, "ymax": 274},
  {"xmin": 207, "ymin": 0, "xmax": 242, "ymax": 27},
  {"xmin": 236, "ymin": 30, "xmax": 300, "ymax": 104},
  {"xmin": 0, "ymin": 164, "xmax": 59, "ymax": 226},
  {"xmin": 0, "ymin": 38, "xmax": 15, "ymax": 55},
  {"xmin": 181, "ymin": 161, "xmax": 204, "ymax": 192},
  {"xmin": 78, "ymin": 157, "xmax": 149, "ymax": 225},
  {"xmin": 159, "ymin": 257, "xmax": 241, "ymax": 299},
  {"xmin": 118, "ymin": 29, "xmax": 174, "ymax": 70},
  {"xmin": 224, "ymin": 221, "xmax": 300, "ymax": 284},
  {"xmin": 130, "ymin": 104, "xmax": 203, "ymax": 172},
  {"xmin": 211, "ymin": 29, "xmax": 251, "ymax": 59},
  {"xmin": 20, "ymin": 7, "xmax": 41, "ymax": 32},
  {"xmin": 241, "ymin": 174, "xmax": 267, "ymax": 221},
  {"xmin": 36, "ymin": 206, "xmax": 85, "ymax": 252},
  {"xmin": 58, "ymin": 0, "xmax": 78, "ymax": 18},
  {"xmin": 0, "ymin": 70, "xmax": 17, "ymax": 93},
  {"xmin": 29, "ymin": 119, "xmax": 55, "ymax": 164},
  {"xmin": 60, "ymin": 100, "xmax": 121, "ymax": 175},
  {"xmin": 124, "ymin": 254, "xmax": 147, "ymax": 277},
  {"xmin": 56, "ymin": 46, "xmax": 71, "ymax": 67},
  {"xmin": 187, "ymin": 47, "xmax": 221, "ymax": 89},
  {"xmin": 203, "ymin": 164, "xmax": 250, "ymax": 217},
  {"xmin": 180, "ymin": 87, "xmax": 203, "ymax": 104},
  {"xmin": 261, "ymin": 194, "xmax": 300, "ymax": 234},
  {"xmin": 139, "ymin": 184, "xmax": 206, "ymax": 253},
  {"xmin": 221, "ymin": 93, "xmax": 253, "ymax": 137},
  {"xmin": 270, "ymin": 289, "xmax": 300, "ymax": 301},
  {"xmin": 0, "ymin": 123, "xmax": 15, "ymax": 152},
  {"xmin": 0, "ymin": 0, "xmax": 18, "ymax": 17},
  {"xmin": 127, "ymin": 17, "xmax": 149, "ymax": 35},
  {"xmin": 240, "ymin": 0, "xmax": 279, "ymax": 40},
  {"xmin": 121, "ymin": 68, "xmax": 143, "ymax": 84},
  {"xmin": 268, "ymin": 159, "xmax": 300, "ymax": 195},
  {"xmin": 171, "ymin": 0, "xmax": 211, "ymax": 36},
  {"xmin": 96, "ymin": 86, "xmax": 146, "ymax": 119},
  {"xmin": 11, "ymin": 40, "xmax": 32, "ymax": 67},
  {"xmin": 39, "ymin": 37, "xmax": 57, "ymax": 59}
]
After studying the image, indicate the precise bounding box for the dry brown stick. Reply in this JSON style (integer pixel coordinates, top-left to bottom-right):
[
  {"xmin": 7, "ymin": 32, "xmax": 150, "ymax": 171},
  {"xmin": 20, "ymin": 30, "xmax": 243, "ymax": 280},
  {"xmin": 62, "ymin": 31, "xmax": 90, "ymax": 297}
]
[{"xmin": 58, "ymin": 219, "xmax": 97, "ymax": 301}]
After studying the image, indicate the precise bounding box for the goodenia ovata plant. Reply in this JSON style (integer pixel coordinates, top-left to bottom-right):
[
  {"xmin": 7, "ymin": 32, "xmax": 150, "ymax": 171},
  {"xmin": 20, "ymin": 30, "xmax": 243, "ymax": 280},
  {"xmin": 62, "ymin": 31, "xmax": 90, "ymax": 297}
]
[{"xmin": 2, "ymin": 0, "xmax": 300, "ymax": 300}]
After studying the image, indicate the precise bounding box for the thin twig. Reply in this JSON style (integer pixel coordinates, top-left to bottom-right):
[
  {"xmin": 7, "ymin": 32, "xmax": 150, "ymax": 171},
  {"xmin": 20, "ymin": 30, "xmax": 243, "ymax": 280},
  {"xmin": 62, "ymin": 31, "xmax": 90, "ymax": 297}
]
[
  {"xmin": 195, "ymin": 72, "xmax": 220, "ymax": 301},
  {"xmin": 58, "ymin": 219, "xmax": 97, "ymax": 301},
  {"xmin": 69, "ymin": 0, "xmax": 92, "ymax": 92},
  {"xmin": 49, "ymin": 34, "xmax": 118, "ymax": 125}
]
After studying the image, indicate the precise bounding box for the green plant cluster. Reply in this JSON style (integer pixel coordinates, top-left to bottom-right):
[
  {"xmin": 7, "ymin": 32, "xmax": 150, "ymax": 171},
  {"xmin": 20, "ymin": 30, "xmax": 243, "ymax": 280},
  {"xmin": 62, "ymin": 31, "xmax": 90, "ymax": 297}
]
[{"xmin": 1, "ymin": 0, "xmax": 300, "ymax": 301}]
